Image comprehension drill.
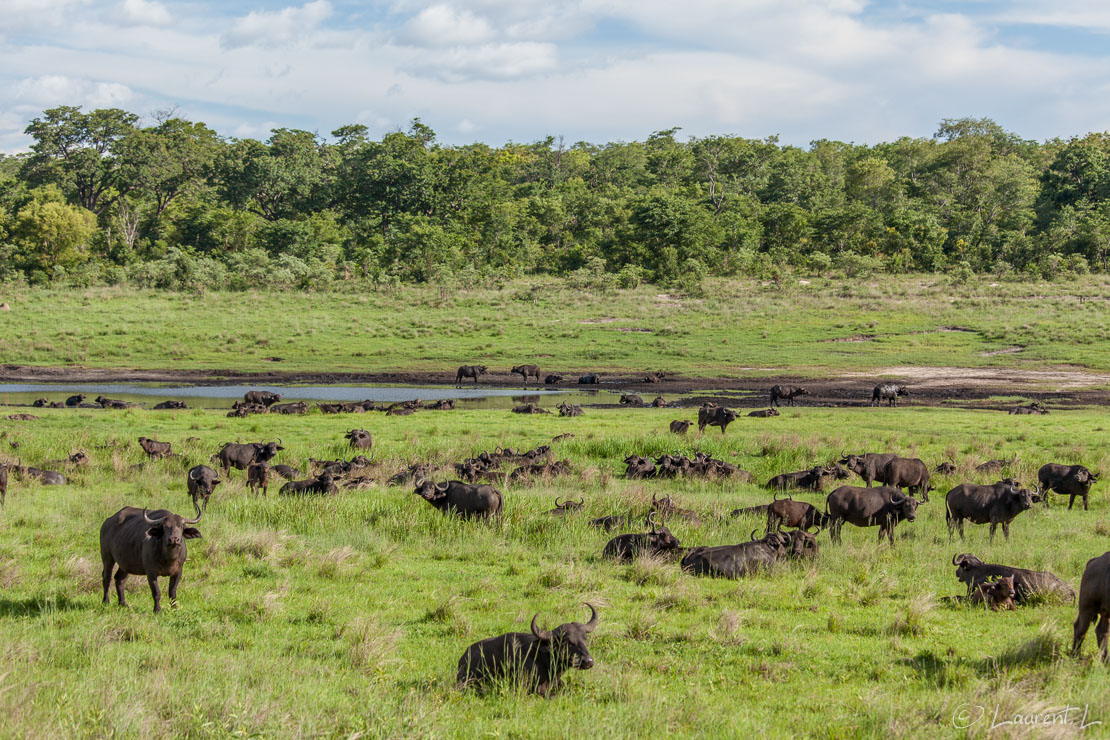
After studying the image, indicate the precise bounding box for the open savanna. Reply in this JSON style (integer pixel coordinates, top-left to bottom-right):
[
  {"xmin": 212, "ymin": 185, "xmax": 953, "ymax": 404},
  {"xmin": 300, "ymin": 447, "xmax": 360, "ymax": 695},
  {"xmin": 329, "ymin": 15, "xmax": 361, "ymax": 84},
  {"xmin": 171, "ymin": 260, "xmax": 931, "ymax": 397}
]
[
  {"xmin": 4, "ymin": 276, "xmax": 1110, "ymax": 377},
  {"xmin": 0, "ymin": 402, "xmax": 1108, "ymax": 738}
]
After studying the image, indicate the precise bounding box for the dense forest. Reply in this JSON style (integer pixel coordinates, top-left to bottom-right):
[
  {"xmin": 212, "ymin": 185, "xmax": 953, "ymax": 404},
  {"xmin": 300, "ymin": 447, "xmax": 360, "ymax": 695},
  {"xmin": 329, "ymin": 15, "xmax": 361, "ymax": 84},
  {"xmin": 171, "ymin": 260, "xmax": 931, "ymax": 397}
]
[{"xmin": 1, "ymin": 106, "xmax": 1108, "ymax": 290}]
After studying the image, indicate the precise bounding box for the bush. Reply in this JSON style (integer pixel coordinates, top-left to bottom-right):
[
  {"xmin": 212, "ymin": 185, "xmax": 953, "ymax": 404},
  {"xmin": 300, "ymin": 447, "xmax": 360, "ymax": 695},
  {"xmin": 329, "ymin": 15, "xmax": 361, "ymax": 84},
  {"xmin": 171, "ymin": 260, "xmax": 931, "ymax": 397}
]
[
  {"xmin": 616, "ymin": 264, "xmax": 647, "ymax": 289},
  {"xmin": 949, "ymin": 261, "xmax": 974, "ymax": 285},
  {"xmin": 835, "ymin": 250, "xmax": 883, "ymax": 278}
]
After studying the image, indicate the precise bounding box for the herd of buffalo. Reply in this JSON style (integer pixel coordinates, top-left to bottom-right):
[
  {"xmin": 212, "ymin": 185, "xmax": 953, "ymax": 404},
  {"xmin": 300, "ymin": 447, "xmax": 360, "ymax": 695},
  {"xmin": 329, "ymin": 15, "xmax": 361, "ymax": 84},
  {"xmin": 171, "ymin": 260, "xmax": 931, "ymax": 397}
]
[{"xmin": 2, "ymin": 371, "xmax": 1109, "ymax": 698}]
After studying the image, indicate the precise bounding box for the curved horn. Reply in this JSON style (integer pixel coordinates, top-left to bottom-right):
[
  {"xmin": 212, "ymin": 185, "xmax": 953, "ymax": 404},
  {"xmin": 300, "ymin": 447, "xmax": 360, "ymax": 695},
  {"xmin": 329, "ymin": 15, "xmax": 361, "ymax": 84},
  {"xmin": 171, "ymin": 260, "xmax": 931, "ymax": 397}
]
[
  {"xmin": 583, "ymin": 603, "xmax": 598, "ymax": 632},
  {"xmin": 555, "ymin": 496, "xmax": 565, "ymax": 508},
  {"xmin": 647, "ymin": 512, "xmax": 658, "ymax": 533},
  {"xmin": 750, "ymin": 529, "xmax": 759, "ymax": 541},
  {"xmin": 184, "ymin": 500, "xmax": 203, "ymax": 524},
  {"xmin": 346, "ymin": 429, "xmax": 353, "ymax": 436},
  {"xmin": 809, "ymin": 527, "xmax": 822, "ymax": 537},
  {"xmin": 531, "ymin": 613, "xmax": 551, "ymax": 640},
  {"xmin": 367, "ymin": 449, "xmax": 376, "ymax": 462},
  {"xmin": 889, "ymin": 492, "xmax": 905, "ymax": 505},
  {"xmin": 435, "ymin": 481, "xmax": 450, "ymax": 492},
  {"xmin": 1030, "ymin": 485, "xmax": 1039, "ymax": 495},
  {"xmin": 575, "ymin": 497, "xmax": 584, "ymax": 506},
  {"xmin": 414, "ymin": 478, "xmax": 426, "ymax": 488},
  {"xmin": 952, "ymin": 553, "xmax": 960, "ymax": 566},
  {"xmin": 143, "ymin": 508, "xmax": 167, "ymax": 524},
  {"xmin": 188, "ymin": 467, "xmax": 201, "ymax": 481},
  {"xmin": 275, "ymin": 437, "xmax": 283, "ymax": 447}
]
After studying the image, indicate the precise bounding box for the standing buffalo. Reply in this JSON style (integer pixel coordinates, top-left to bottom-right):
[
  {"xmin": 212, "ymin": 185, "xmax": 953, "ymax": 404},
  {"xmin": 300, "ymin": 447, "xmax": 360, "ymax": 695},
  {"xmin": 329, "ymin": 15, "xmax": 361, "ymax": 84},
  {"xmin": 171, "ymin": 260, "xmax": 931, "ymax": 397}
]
[
  {"xmin": 669, "ymin": 420, "xmax": 691, "ymax": 435},
  {"xmin": 345, "ymin": 429, "xmax": 373, "ymax": 451},
  {"xmin": 246, "ymin": 462, "xmax": 271, "ymax": 496},
  {"xmin": 770, "ymin": 385, "xmax": 809, "ymax": 407},
  {"xmin": 100, "ymin": 501, "xmax": 202, "ymax": 612},
  {"xmin": 137, "ymin": 437, "xmax": 172, "ymax": 459},
  {"xmin": 557, "ymin": 402, "xmax": 583, "ymax": 417},
  {"xmin": 511, "ymin": 364, "xmax": 542, "ymax": 386},
  {"xmin": 825, "ymin": 486, "xmax": 919, "ymax": 545},
  {"xmin": 414, "ymin": 479, "xmax": 503, "ymax": 520},
  {"xmin": 952, "ymin": 553, "xmax": 1075, "ymax": 604},
  {"xmin": 244, "ymin": 390, "xmax": 282, "ymax": 406},
  {"xmin": 945, "ymin": 481, "xmax": 1039, "ymax": 542},
  {"xmin": 602, "ymin": 515, "xmax": 680, "ymax": 560},
  {"xmin": 1038, "ymin": 463, "xmax": 1098, "ymax": 511},
  {"xmin": 457, "ymin": 604, "xmax": 598, "ymax": 696},
  {"xmin": 0, "ymin": 463, "xmax": 7, "ymax": 507},
  {"xmin": 871, "ymin": 383, "xmax": 908, "ymax": 407},
  {"xmin": 767, "ymin": 493, "xmax": 827, "ymax": 531},
  {"xmin": 456, "ymin": 365, "xmax": 488, "ymax": 386},
  {"xmin": 213, "ymin": 440, "xmax": 284, "ymax": 477},
  {"xmin": 186, "ymin": 465, "xmax": 221, "ymax": 509},
  {"xmin": 882, "ymin": 457, "xmax": 932, "ymax": 502},
  {"xmin": 697, "ymin": 403, "xmax": 738, "ymax": 434},
  {"xmin": 578, "ymin": 373, "xmax": 599, "ymax": 385},
  {"xmin": 839, "ymin": 452, "xmax": 899, "ymax": 487},
  {"xmin": 1009, "ymin": 402, "xmax": 1048, "ymax": 415},
  {"xmin": 1073, "ymin": 552, "xmax": 1110, "ymax": 661}
]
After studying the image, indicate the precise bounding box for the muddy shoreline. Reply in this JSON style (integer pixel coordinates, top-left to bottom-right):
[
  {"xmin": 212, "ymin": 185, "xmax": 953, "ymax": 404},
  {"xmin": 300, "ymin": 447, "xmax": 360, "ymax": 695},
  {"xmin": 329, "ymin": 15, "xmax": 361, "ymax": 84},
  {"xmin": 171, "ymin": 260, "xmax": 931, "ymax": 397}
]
[{"xmin": 2, "ymin": 364, "xmax": 1108, "ymax": 410}]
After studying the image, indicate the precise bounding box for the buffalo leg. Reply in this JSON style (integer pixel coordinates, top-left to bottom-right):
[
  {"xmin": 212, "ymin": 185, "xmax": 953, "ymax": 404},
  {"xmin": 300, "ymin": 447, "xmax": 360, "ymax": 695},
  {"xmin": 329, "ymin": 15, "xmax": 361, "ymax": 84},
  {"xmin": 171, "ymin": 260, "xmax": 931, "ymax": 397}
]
[
  {"xmin": 957, "ymin": 519, "xmax": 965, "ymax": 541},
  {"xmin": 1074, "ymin": 608, "xmax": 1097, "ymax": 655},
  {"xmin": 1069, "ymin": 494, "xmax": 1076, "ymax": 510},
  {"xmin": 147, "ymin": 574, "xmax": 162, "ymax": 613},
  {"xmin": 1002, "ymin": 521, "xmax": 1010, "ymax": 540},
  {"xmin": 101, "ymin": 559, "xmax": 115, "ymax": 604},
  {"xmin": 989, "ymin": 523, "xmax": 997, "ymax": 542},
  {"xmin": 1084, "ymin": 493, "xmax": 1089, "ymax": 511},
  {"xmin": 167, "ymin": 573, "xmax": 180, "ymax": 609},
  {"xmin": 114, "ymin": 569, "xmax": 129, "ymax": 606},
  {"xmin": 1094, "ymin": 613, "xmax": 1109, "ymax": 662}
]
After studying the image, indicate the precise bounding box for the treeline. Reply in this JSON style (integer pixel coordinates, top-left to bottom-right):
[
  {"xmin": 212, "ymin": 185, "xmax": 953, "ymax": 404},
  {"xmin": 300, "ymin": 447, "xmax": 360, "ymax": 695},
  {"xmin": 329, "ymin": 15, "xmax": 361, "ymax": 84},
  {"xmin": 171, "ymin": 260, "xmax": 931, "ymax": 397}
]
[{"xmin": 1, "ymin": 107, "xmax": 1109, "ymax": 290}]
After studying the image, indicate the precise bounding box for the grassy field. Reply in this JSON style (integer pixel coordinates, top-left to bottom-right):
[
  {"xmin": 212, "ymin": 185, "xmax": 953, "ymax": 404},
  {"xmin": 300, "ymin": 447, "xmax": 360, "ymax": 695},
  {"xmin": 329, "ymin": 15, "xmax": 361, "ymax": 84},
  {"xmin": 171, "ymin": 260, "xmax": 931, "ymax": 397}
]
[
  {"xmin": 0, "ymin": 402, "xmax": 1108, "ymax": 738},
  {"xmin": 3, "ymin": 276, "xmax": 1110, "ymax": 377}
]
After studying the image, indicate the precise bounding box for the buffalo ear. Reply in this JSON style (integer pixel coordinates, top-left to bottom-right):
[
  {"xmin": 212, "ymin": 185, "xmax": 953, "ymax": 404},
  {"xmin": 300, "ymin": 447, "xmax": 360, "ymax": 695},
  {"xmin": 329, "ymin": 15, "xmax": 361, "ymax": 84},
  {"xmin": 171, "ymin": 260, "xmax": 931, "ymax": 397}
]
[
  {"xmin": 183, "ymin": 528, "xmax": 202, "ymax": 539},
  {"xmin": 213, "ymin": 480, "xmax": 222, "ymax": 487},
  {"xmin": 147, "ymin": 526, "xmax": 165, "ymax": 539}
]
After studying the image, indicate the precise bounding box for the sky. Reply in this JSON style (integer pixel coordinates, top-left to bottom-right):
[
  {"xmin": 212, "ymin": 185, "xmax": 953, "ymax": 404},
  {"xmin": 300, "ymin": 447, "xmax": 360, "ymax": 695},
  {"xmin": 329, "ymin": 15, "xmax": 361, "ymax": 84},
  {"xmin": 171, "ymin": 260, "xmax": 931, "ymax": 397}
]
[{"xmin": 3, "ymin": 0, "xmax": 1110, "ymax": 152}]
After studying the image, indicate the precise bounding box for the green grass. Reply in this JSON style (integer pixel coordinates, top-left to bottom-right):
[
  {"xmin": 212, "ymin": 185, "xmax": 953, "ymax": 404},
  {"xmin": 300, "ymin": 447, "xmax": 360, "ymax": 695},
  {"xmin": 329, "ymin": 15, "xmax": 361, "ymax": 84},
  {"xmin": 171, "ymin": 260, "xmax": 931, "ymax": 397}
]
[
  {"xmin": 4, "ymin": 275, "xmax": 1110, "ymax": 377},
  {"xmin": 1, "ymin": 403, "xmax": 1108, "ymax": 737}
]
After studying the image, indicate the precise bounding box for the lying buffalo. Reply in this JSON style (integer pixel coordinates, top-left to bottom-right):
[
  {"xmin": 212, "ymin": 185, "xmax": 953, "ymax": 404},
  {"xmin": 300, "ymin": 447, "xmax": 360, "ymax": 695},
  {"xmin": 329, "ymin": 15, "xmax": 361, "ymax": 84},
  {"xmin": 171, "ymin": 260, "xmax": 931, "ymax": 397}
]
[
  {"xmin": 414, "ymin": 479, "xmax": 503, "ymax": 519},
  {"xmin": 975, "ymin": 457, "xmax": 1016, "ymax": 473},
  {"xmin": 152, "ymin": 400, "xmax": 187, "ymax": 410},
  {"xmin": 557, "ymin": 402, "xmax": 583, "ymax": 417},
  {"xmin": 1009, "ymin": 402, "xmax": 1048, "ymax": 415},
  {"xmin": 270, "ymin": 401, "xmax": 308, "ymax": 415},
  {"xmin": 602, "ymin": 515, "xmax": 680, "ymax": 560},
  {"xmin": 138, "ymin": 437, "xmax": 172, "ymax": 459},
  {"xmin": 935, "ymin": 462, "xmax": 958, "ymax": 475},
  {"xmin": 426, "ymin": 399, "xmax": 455, "ymax": 411},
  {"xmin": 651, "ymin": 396, "xmax": 667, "ymax": 408},
  {"xmin": 213, "ymin": 440, "xmax": 283, "ymax": 477},
  {"xmin": 457, "ymin": 604, "xmax": 598, "ymax": 696},
  {"xmin": 697, "ymin": 403, "xmax": 737, "ymax": 434},
  {"xmin": 589, "ymin": 515, "xmax": 633, "ymax": 532},
  {"xmin": 945, "ymin": 480, "xmax": 1039, "ymax": 542},
  {"xmin": 769, "ymin": 385, "xmax": 808, "ymax": 407},
  {"xmin": 620, "ymin": 394, "xmax": 644, "ymax": 406},
  {"xmin": 547, "ymin": 497, "xmax": 584, "ymax": 517},
  {"xmin": 270, "ymin": 464, "xmax": 302, "ymax": 481},
  {"xmin": 871, "ymin": 383, "xmax": 908, "ymax": 407},
  {"xmin": 65, "ymin": 394, "xmax": 86, "ymax": 407},
  {"xmin": 244, "ymin": 390, "xmax": 281, "ymax": 406},
  {"xmin": 825, "ymin": 486, "xmax": 919, "ymax": 546},
  {"xmin": 1038, "ymin": 463, "xmax": 1098, "ymax": 511},
  {"xmin": 767, "ymin": 464, "xmax": 847, "ymax": 492},
  {"xmin": 952, "ymin": 553, "xmax": 1075, "ymax": 605},
  {"xmin": 345, "ymin": 429, "xmax": 373, "ymax": 451},
  {"xmin": 681, "ymin": 530, "xmax": 817, "ymax": 578},
  {"xmin": 17, "ymin": 466, "xmax": 66, "ymax": 485},
  {"xmin": 512, "ymin": 403, "xmax": 550, "ymax": 414},
  {"xmin": 578, "ymin": 373, "xmax": 599, "ymax": 385},
  {"xmin": 100, "ymin": 501, "xmax": 202, "ymax": 612},
  {"xmin": 96, "ymin": 395, "xmax": 137, "ymax": 409},
  {"xmin": 512, "ymin": 364, "xmax": 542, "ymax": 386},
  {"xmin": 544, "ymin": 374, "xmax": 563, "ymax": 384},
  {"xmin": 748, "ymin": 408, "xmax": 780, "ymax": 418},
  {"xmin": 650, "ymin": 493, "xmax": 701, "ymax": 526},
  {"xmin": 669, "ymin": 420, "xmax": 691, "ymax": 435},
  {"xmin": 456, "ymin": 365, "xmax": 488, "ymax": 386},
  {"xmin": 186, "ymin": 465, "xmax": 220, "ymax": 510},
  {"xmin": 279, "ymin": 473, "xmax": 338, "ymax": 496},
  {"xmin": 1073, "ymin": 552, "xmax": 1110, "ymax": 661}
]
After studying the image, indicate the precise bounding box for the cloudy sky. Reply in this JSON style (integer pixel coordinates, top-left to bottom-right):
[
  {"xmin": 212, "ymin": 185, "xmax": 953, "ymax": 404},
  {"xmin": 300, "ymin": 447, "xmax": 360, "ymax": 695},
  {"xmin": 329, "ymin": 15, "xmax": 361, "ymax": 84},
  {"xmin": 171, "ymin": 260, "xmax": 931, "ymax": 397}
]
[{"xmin": 3, "ymin": 0, "xmax": 1110, "ymax": 151}]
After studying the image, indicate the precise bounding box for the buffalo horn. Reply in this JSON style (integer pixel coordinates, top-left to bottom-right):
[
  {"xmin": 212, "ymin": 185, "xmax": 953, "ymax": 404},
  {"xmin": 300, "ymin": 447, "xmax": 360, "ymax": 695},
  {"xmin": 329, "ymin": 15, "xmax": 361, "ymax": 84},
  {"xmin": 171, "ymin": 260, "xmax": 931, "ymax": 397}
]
[
  {"xmin": 188, "ymin": 467, "xmax": 201, "ymax": 481},
  {"xmin": 184, "ymin": 500, "xmax": 203, "ymax": 524},
  {"xmin": 1030, "ymin": 485, "xmax": 1039, "ymax": 495},
  {"xmin": 435, "ymin": 481, "xmax": 450, "ymax": 492},
  {"xmin": 530, "ymin": 613, "xmax": 552, "ymax": 641},
  {"xmin": 143, "ymin": 508, "xmax": 167, "ymax": 524},
  {"xmin": 555, "ymin": 496, "xmax": 564, "ymax": 508},
  {"xmin": 647, "ymin": 512, "xmax": 658, "ymax": 533},
  {"xmin": 889, "ymin": 492, "xmax": 905, "ymax": 504},
  {"xmin": 750, "ymin": 529, "xmax": 759, "ymax": 541},
  {"xmin": 952, "ymin": 553, "xmax": 960, "ymax": 566},
  {"xmin": 583, "ymin": 603, "xmax": 598, "ymax": 632}
]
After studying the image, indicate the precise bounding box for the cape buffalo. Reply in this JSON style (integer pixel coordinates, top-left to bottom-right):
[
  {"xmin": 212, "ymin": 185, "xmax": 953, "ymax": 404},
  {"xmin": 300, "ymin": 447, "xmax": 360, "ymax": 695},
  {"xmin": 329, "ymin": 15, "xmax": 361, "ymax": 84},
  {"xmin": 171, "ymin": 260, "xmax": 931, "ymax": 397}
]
[
  {"xmin": 650, "ymin": 396, "xmax": 667, "ymax": 408},
  {"xmin": 1073, "ymin": 552, "xmax": 1110, "ymax": 661},
  {"xmin": 17, "ymin": 466, "xmax": 66, "ymax": 485},
  {"xmin": 270, "ymin": 464, "xmax": 302, "ymax": 480},
  {"xmin": 414, "ymin": 479, "xmax": 503, "ymax": 519},
  {"xmin": 96, "ymin": 395, "xmax": 137, "ymax": 409},
  {"xmin": 100, "ymin": 501, "xmax": 202, "ymax": 612},
  {"xmin": 770, "ymin": 385, "xmax": 809, "ymax": 407},
  {"xmin": 748, "ymin": 408, "xmax": 780, "ymax": 417},
  {"xmin": 345, "ymin": 429, "xmax": 373, "ymax": 451},
  {"xmin": 186, "ymin": 465, "xmax": 220, "ymax": 510},
  {"xmin": 152, "ymin": 400, "xmax": 187, "ymax": 410},
  {"xmin": 882, "ymin": 457, "xmax": 932, "ymax": 502},
  {"xmin": 839, "ymin": 452, "xmax": 899, "ymax": 487},
  {"xmin": 246, "ymin": 461, "xmax": 271, "ymax": 496},
  {"xmin": 945, "ymin": 481, "xmax": 1039, "ymax": 542},
  {"xmin": 650, "ymin": 494, "xmax": 701, "ymax": 525},
  {"xmin": 767, "ymin": 492, "xmax": 828, "ymax": 531},
  {"xmin": 589, "ymin": 515, "xmax": 633, "ymax": 532},
  {"xmin": 669, "ymin": 420, "xmax": 690, "ymax": 435},
  {"xmin": 970, "ymin": 576, "xmax": 1017, "ymax": 611},
  {"xmin": 32, "ymin": 398, "xmax": 49, "ymax": 407},
  {"xmin": 138, "ymin": 437, "xmax": 172, "ymax": 459},
  {"xmin": 578, "ymin": 373, "xmax": 599, "ymax": 384},
  {"xmin": 426, "ymin": 399, "xmax": 455, "ymax": 410},
  {"xmin": 697, "ymin": 403, "xmax": 737, "ymax": 434},
  {"xmin": 976, "ymin": 457, "xmax": 1017, "ymax": 473},
  {"xmin": 935, "ymin": 462, "xmax": 958, "ymax": 475},
  {"xmin": 213, "ymin": 440, "xmax": 283, "ymax": 477},
  {"xmin": 1009, "ymin": 402, "xmax": 1048, "ymax": 415},
  {"xmin": 512, "ymin": 403, "xmax": 550, "ymax": 414},
  {"xmin": 279, "ymin": 473, "xmax": 338, "ymax": 495},
  {"xmin": 825, "ymin": 486, "xmax": 919, "ymax": 545},
  {"xmin": 244, "ymin": 390, "xmax": 281, "ymax": 406},
  {"xmin": 602, "ymin": 515, "xmax": 680, "ymax": 560},
  {"xmin": 456, "ymin": 365, "xmax": 488, "ymax": 386},
  {"xmin": 681, "ymin": 530, "xmax": 816, "ymax": 577},
  {"xmin": 1038, "ymin": 463, "xmax": 1098, "ymax": 510},
  {"xmin": 511, "ymin": 364, "xmax": 542, "ymax": 386},
  {"xmin": 871, "ymin": 383, "xmax": 907, "ymax": 407},
  {"xmin": 457, "ymin": 604, "xmax": 598, "ymax": 696},
  {"xmin": 544, "ymin": 374, "xmax": 563, "ymax": 384},
  {"xmin": 65, "ymin": 394, "xmax": 86, "ymax": 407},
  {"xmin": 619, "ymin": 394, "xmax": 643, "ymax": 405},
  {"xmin": 557, "ymin": 402, "xmax": 583, "ymax": 417},
  {"xmin": 547, "ymin": 497, "xmax": 584, "ymax": 517},
  {"xmin": 270, "ymin": 401, "xmax": 308, "ymax": 415},
  {"xmin": 952, "ymin": 553, "xmax": 1075, "ymax": 604}
]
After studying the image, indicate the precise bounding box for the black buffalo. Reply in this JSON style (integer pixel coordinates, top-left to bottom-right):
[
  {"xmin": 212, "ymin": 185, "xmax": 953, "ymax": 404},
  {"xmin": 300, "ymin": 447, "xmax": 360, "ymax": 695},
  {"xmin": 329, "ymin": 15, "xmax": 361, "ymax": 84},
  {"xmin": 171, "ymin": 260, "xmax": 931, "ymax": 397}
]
[
  {"xmin": 602, "ymin": 515, "xmax": 680, "ymax": 560},
  {"xmin": 457, "ymin": 604, "xmax": 598, "ymax": 696},
  {"xmin": 669, "ymin": 420, "xmax": 691, "ymax": 435},
  {"xmin": 100, "ymin": 501, "xmax": 202, "ymax": 612},
  {"xmin": 620, "ymin": 394, "xmax": 644, "ymax": 405},
  {"xmin": 578, "ymin": 373, "xmax": 599, "ymax": 384},
  {"xmin": 456, "ymin": 365, "xmax": 488, "ymax": 386},
  {"xmin": 770, "ymin": 385, "xmax": 809, "ymax": 407},
  {"xmin": 882, "ymin": 457, "xmax": 932, "ymax": 502},
  {"xmin": 186, "ymin": 465, "xmax": 221, "ymax": 509},
  {"xmin": 1073, "ymin": 552, "xmax": 1110, "ymax": 661},
  {"xmin": 544, "ymin": 374, "xmax": 563, "ymax": 384},
  {"xmin": 270, "ymin": 401, "xmax": 308, "ymax": 415},
  {"xmin": 65, "ymin": 394, "xmax": 86, "ymax": 407},
  {"xmin": 945, "ymin": 481, "xmax": 1039, "ymax": 542},
  {"xmin": 138, "ymin": 437, "xmax": 172, "ymax": 459},
  {"xmin": 557, "ymin": 402, "xmax": 583, "ymax": 417},
  {"xmin": 697, "ymin": 403, "xmax": 738, "ymax": 434},
  {"xmin": 152, "ymin": 400, "xmax": 187, "ymax": 410},
  {"xmin": 246, "ymin": 461, "xmax": 271, "ymax": 496},
  {"xmin": 839, "ymin": 452, "xmax": 899, "ymax": 487},
  {"xmin": 512, "ymin": 364, "xmax": 542, "ymax": 386},
  {"xmin": 345, "ymin": 429, "xmax": 373, "ymax": 451},
  {"xmin": 547, "ymin": 497, "xmax": 585, "ymax": 517},
  {"xmin": 825, "ymin": 486, "xmax": 919, "ymax": 546},
  {"xmin": 244, "ymin": 390, "xmax": 282, "ymax": 406},
  {"xmin": 1038, "ymin": 463, "xmax": 1098, "ymax": 511},
  {"xmin": 213, "ymin": 440, "xmax": 283, "ymax": 477},
  {"xmin": 748, "ymin": 408, "xmax": 780, "ymax": 418},
  {"xmin": 279, "ymin": 473, "xmax": 338, "ymax": 495},
  {"xmin": 414, "ymin": 479, "xmax": 503, "ymax": 519},
  {"xmin": 952, "ymin": 553, "xmax": 1075, "ymax": 605},
  {"xmin": 17, "ymin": 466, "xmax": 66, "ymax": 485},
  {"xmin": 871, "ymin": 383, "xmax": 908, "ymax": 407},
  {"xmin": 589, "ymin": 515, "xmax": 633, "ymax": 532},
  {"xmin": 767, "ymin": 493, "xmax": 828, "ymax": 531}
]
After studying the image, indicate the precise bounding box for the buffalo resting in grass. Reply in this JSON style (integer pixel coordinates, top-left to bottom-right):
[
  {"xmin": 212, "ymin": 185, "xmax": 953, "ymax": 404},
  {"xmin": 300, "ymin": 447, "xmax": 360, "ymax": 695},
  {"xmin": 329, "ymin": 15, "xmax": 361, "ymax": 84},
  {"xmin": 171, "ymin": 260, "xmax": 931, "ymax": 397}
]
[
  {"xmin": 153, "ymin": 400, "xmax": 187, "ymax": 410},
  {"xmin": 952, "ymin": 553, "xmax": 1074, "ymax": 605},
  {"xmin": 457, "ymin": 604, "xmax": 598, "ymax": 696},
  {"xmin": 602, "ymin": 514, "xmax": 680, "ymax": 561},
  {"xmin": 345, "ymin": 429, "xmax": 373, "ymax": 451},
  {"xmin": 100, "ymin": 501, "xmax": 202, "ymax": 613},
  {"xmin": 557, "ymin": 402, "xmax": 583, "ymax": 417},
  {"xmin": 669, "ymin": 420, "xmax": 690, "ymax": 435}
]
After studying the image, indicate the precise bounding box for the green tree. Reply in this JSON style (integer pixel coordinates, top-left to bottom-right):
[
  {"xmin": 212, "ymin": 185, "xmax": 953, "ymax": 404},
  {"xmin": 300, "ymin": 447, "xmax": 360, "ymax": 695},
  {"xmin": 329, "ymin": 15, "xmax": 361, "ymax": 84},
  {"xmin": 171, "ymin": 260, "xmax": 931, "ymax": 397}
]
[{"xmin": 14, "ymin": 186, "xmax": 96, "ymax": 278}]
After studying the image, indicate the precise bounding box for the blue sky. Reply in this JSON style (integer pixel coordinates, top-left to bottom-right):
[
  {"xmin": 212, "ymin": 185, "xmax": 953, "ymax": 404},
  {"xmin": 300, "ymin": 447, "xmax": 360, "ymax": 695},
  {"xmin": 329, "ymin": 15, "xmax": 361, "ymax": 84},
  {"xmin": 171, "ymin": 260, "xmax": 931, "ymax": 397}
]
[{"xmin": 3, "ymin": 0, "xmax": 1110, "ymax": 151}]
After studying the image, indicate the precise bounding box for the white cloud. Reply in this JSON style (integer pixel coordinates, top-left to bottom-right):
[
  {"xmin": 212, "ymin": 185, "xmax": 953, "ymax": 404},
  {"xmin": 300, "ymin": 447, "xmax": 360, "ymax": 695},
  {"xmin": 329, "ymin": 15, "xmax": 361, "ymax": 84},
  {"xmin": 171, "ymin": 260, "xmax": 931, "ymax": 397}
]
[
  {"xmin": 12, "ymin": 75, "xmax": 133, "ymax": 109},
  {"xmin": 222, "ymin": 0, "xmax": 334, "ymax": 49},
  {"xmin": 117, "ymin": 0, "xmax": 170, "ymax": 27},
  {"xmin": 398, "ymin": 5, "xmax": 494, "ymax": 46},
  {"xmin": 403, "ymin": 41, "xmax": 559, "ymax": 81}
]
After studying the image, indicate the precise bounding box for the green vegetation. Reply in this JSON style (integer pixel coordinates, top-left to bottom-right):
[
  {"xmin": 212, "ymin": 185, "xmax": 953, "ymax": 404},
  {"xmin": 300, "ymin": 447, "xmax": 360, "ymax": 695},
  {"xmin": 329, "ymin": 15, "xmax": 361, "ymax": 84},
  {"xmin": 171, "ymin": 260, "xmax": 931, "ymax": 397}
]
[
  {"xmin": 3, "ymin": 110, "xmax": 1110, "ymax": 289},
  {"xmin": 0, "ymin": 403, "xmax": 1107, "ymax": 737},
  {"xmin": 3, "ymin": 277, "xmax": 1110, "ymax": 377}
]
